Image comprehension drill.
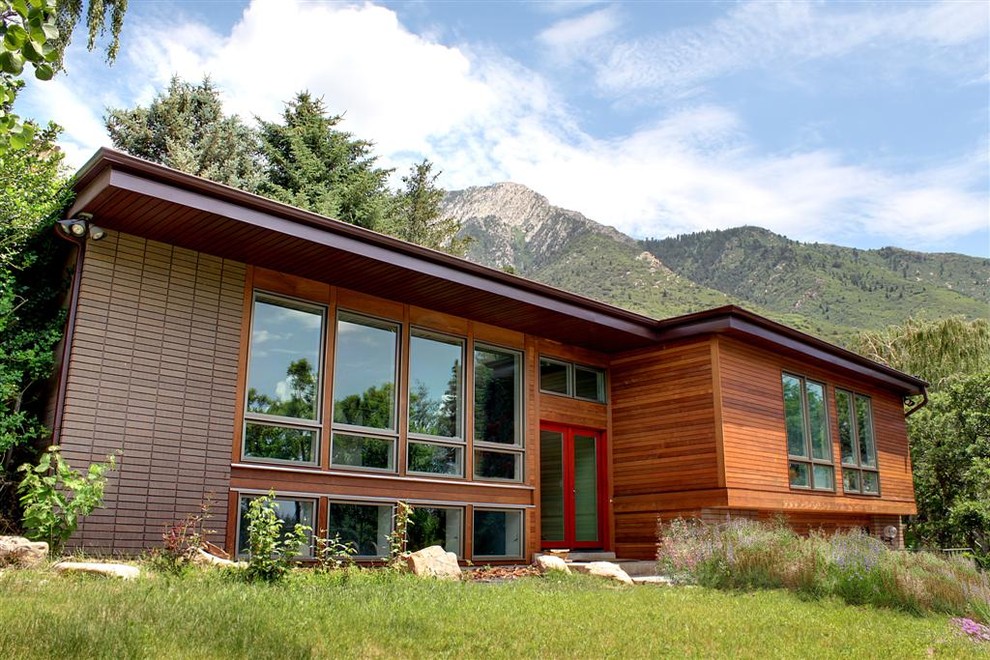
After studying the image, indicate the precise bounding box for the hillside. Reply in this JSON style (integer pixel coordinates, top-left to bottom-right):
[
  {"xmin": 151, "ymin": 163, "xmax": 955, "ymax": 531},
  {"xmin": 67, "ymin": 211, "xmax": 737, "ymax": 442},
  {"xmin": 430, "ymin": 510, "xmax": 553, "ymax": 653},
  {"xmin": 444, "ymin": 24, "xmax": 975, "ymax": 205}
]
[{"xmin": 444, "ymin": 184, "xmax": 990, "ymax": 342}]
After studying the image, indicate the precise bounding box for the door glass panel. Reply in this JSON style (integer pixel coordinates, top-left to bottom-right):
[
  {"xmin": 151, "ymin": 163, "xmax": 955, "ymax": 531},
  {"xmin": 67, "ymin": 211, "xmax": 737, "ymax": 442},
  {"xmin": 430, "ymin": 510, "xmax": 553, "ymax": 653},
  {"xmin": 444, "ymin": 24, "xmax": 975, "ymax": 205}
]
[
  {"xmin": 539, "ymin": 430, "xmax": 564, "ymax": 542},
  {"xmin": 573, "ymin": 434, "xmax": 598, "ymax": 542}
]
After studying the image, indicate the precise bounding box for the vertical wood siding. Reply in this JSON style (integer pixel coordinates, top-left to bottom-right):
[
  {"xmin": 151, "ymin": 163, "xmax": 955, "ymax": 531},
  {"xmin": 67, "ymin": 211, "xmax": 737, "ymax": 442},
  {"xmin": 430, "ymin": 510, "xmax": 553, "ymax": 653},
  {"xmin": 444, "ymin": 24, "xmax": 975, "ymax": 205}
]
[{"xmin": 58, "ymin": 231, "xmax": 245, "ymax": 553}]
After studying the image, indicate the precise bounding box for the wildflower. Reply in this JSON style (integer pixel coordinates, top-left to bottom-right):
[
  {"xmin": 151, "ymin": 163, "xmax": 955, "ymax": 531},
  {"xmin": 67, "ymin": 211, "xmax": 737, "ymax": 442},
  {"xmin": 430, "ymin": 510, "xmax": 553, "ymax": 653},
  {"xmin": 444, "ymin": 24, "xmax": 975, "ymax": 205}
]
[{"xmin": 952, "ymin": 617, "xmax": 990, "ymax": 643}]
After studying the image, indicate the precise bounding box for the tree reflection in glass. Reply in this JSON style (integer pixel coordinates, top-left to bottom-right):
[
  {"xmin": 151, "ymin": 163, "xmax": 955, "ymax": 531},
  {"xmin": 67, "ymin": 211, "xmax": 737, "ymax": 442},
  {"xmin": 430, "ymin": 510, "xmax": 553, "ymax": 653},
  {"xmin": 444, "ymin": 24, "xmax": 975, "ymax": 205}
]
[{"xmin": 333, "ymin": 315, "xmax": 398, "ymax": 430}]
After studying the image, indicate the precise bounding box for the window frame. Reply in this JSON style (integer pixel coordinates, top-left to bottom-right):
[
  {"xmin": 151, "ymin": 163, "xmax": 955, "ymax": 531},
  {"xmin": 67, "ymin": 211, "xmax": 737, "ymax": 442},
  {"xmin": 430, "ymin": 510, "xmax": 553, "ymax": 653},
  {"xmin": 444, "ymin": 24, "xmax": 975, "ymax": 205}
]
[
  {"xmin": 330, "ymin": 309, "xmax": 402, "ymax": 474},
  {"xmin": 539, "ymin": 356, "xmax": 607, "ymax": 404},
  {"xmin": 326, "ymin": 499, "xmax": 395, "ymax": 559},
  {"xmin": 836, "ymin": 389, "xmax": 881, "ymax": 496},
  {"xmin": 782, "ymin": 372, "xmax": 835, "ymax": 492},
  {"xmin": 473, "ymin": 343, "xmax": 525, "ymax": 483},
  {"xmin": 472, "ymin": 507, "xmax": 525, "ymax": 560},
  {"xmin": 406, "ymin": 505, "xmax": 464, "ymax": 557},
  {"xmin": 241, "ymin": 292, "xmax": 327, "ymax": 467},
  {"xmin": 235, "ymin": 493, "xmax": 317, "ymax": 559}
]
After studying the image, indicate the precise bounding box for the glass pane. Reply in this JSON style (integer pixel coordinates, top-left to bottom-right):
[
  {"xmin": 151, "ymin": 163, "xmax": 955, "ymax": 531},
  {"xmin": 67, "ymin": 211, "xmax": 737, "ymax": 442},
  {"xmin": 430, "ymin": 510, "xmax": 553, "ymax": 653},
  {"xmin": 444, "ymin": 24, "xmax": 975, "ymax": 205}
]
[
  {"xmin": 328, "ymin": 502, "xmax": 392, "ymax": 558},
  {"xmin": 247, "ymin": 298, "xmax": 323, "ymax": 420},
  {"xmin": 843, "ymin": 469, "xmax": 861, "ymax": 493},
  {"xmin": 473, "ymin": 510, "xmax": 522, "ymax": 557},
  {"xmin": 812, "ymin": 464, "xmax": 834, "ymax": 490},
  {"xmin": 574, "ymin": 366, "xmax": 605, "ymax": 402},
  {"xmin": 407, "ymin": 507, "xmax": 462, "ymax": 555},
  {"xmin": 333, "ymin": 314, "xmax": 398, "ymax": 430},
  {"xmin": 836, "ymin": 390, "xmax": 856, "ymax": 465},
  {"xmin": 782, "ymin": 375, "xmax": 807, "ymax": 457},
  {"xmin": 540, "ymin": 430, "xmax": 565, "ymax": 541},
  {"xmin": 331, "ymin": 434, "xmax": 394, "ymax": 470},
  {"xmin": 789, "ymin": 461, "xmax": 809, "ymax": 487},
  {"xmin": 409, "ymin": 333, "xmax": 463, "ymax": 438},
  {"xmin": 574, "ymin": 434, "xmax": 598, "ymax": 542},
  {"xmin": 806, "ymin": 381, "xmax": 829, "ymax": 461},
  {"xmin": 474, "ymin": 449, "xmax": 521, "ymax": 481},
  {"xmin": 244, "ymin": 423, "xmax": 317, "ymax": 463},
  {"xmin": 474, "ymin": 347, "xmax": 520, "ymax": 445},
  {"xmin": 856, "ymin": 395, "xmax": 877, "ymax": 468},
  {"xmin": 862, "ymin": 471, "xmax": 880, "ymax": 494},
  {"xmin": 540, "ymin": 359, "xmax": 570, "ymax": 395},
  {"xmin": 407, "ymin": 442, "xmax": 463, "ymax": 476},
  {"xmin": 238, "ymin": 496, "xmax": 314, "ymax": 557}
]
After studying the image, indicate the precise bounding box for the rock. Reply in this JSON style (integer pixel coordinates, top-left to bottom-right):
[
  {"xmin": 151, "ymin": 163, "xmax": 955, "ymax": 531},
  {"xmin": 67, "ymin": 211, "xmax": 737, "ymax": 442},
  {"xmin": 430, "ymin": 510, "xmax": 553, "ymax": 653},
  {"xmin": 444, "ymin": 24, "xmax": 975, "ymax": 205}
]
[
  {"xmin": 534, "ymin": 554, "xmax": 571, "ymax": 574},
  {"xmin": 53, "ymin": 561, "xmax": 141, "ymax": 580},
  {"xmin": 0, "ymin": 536, "xmax": 49, "ymax": 569},
  {"xmin": 405, "ymin": 545, "xmax": 461, "ymax": 580},
  {"xmin": 572, "ymin": 561, "xmax": 633, "ymax": 586},
  {"xmin": 191, "ymin": 548, "xmax": 245, "ymax": 568}
]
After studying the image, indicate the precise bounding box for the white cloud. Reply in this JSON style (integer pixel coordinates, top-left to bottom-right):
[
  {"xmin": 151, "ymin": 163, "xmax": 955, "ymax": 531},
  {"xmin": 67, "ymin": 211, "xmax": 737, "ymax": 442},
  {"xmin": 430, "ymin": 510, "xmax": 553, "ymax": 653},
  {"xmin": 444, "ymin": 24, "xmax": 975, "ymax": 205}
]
[{"xmin": 538, "ymin": 6, "xmax": 621, "ymax": 58}]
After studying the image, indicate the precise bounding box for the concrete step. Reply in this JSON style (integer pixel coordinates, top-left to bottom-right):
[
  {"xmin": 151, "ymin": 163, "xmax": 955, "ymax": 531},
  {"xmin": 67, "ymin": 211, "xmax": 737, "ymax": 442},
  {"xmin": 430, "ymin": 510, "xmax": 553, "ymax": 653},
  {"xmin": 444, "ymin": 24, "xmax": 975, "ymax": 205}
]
[
  {"xmin": 560, "ymin": 551, "xmax": 616, "ymax": 562},
  {"xmin": 632, "ymin": 575, "xmax": 674, "ymax": 586},
  {"xmin": 616, "ymin": 560, "xmax": 659, "ymax": 577}
]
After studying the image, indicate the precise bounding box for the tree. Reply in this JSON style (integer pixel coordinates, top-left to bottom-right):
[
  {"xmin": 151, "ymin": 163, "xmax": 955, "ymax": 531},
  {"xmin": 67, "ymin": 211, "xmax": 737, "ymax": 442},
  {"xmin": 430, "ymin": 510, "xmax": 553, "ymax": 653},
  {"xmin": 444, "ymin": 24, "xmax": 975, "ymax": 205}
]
[
  {"xmin": 105, "ymin": 76, "xmax": 261, "ymax": 191},
  {"xmin": 257, "ymin": 92, "xmax": 392, "ymax": 230},
  {"xmin": 1, "ymin": 0, "xmax": 126, "ymax": 151},
  {"xmin": 385, "ymin": 160, "xmax": 468, "ymax": 256}
]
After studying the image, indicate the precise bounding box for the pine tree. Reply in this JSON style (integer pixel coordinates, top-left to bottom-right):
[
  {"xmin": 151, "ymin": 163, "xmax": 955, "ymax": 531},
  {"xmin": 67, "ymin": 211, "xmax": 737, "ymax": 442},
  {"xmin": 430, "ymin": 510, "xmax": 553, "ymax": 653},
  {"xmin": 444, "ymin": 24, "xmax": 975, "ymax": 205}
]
[
  {"xmin": 105, "ymin": 76, "xmax": 261, "ymax": 191},
  {"xmin": 385, "ymin": 160, "xmax": 469, "ymax": 256},
  {"xmin": 257, "ymin": 92, "xmax": 392, "ymax": 230}
]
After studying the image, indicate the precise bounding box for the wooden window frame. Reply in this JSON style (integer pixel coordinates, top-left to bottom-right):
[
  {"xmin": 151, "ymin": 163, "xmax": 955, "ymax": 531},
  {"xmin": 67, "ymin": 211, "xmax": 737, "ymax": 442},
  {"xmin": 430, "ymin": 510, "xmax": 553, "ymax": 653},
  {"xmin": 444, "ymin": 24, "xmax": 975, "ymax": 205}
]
[
  {"xmin": 539, "ymin": 356, "xmax": 607, "ymax": 404},
  {"xmin": 472, "ymin": 507, "xmax": 525, "ymax": 561},
  {"xmin": 836, "ymin": 389, "xmax": 881, "ymax": 496},
  {"xmin": 241, "ymin": 292, "xmax": 327, "ymax": 467},
  {"xmin": 235, "ymin": 493, "xmax": 317, "ymax": 559},
  {"xmin": 407, "ymin": 505, "xmax": 464, "ymax": 557},
  {"xmin": 782, "ymin": 372, "xmax": 835, "ymax": 492},
  {"xmin": 473, "ymin": 343, "xmax": 525, "ymax": 483},
  {"xmin": 326, "ymin": 499, "xmax": 395, "ymax": 559}
]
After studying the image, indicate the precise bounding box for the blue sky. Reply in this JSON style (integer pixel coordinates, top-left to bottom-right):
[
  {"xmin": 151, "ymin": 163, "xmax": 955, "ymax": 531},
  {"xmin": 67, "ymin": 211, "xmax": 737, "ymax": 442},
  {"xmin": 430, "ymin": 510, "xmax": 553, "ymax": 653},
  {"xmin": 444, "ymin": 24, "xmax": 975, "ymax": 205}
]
[{"xmin": 19, "ymin": 0, "xmax": 990, "ymax": 257}]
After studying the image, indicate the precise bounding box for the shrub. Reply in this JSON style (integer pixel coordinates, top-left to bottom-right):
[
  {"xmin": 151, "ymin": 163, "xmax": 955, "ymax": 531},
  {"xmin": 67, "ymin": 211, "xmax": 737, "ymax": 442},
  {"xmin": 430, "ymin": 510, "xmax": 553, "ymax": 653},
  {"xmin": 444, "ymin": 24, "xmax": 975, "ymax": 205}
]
[
  {"xmin": 147, "ymin": 499, "xmax": 216, "ymax": 575},
  {"xmin": 657, "ymin": 517, "xmax": 990, "ymax": 622},
  {"xmin": 16, "ymin": 446, "xmax": 116, "ymax": 555},
  {"xmin": 315, "ymin": 534, "xmax": 357, "ymax": 573},
  {"xmin": 243, "ymin": 492, "xmax": 311, "ymax": 583}
]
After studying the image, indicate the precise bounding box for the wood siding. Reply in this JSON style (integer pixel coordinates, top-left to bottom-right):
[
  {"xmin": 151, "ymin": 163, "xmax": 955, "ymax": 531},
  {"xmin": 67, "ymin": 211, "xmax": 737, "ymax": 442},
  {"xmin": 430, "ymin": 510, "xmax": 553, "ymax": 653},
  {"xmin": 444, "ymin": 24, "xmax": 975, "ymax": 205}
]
[
  {"xmin": 716, "ymin": 336, "xmax": 916, "ymax": 515},
  {"xmin": 58, "ymin": 231, "xmax": 245, "ymax": 553}
]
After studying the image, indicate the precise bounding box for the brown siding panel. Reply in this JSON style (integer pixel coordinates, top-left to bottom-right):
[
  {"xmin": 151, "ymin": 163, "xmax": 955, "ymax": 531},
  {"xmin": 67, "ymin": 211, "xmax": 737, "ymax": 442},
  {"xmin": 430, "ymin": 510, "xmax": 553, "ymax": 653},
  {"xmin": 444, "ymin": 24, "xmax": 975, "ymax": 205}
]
[{"xmin": 58, "ymin": 231, "xmax": 245, "ymax": 553}]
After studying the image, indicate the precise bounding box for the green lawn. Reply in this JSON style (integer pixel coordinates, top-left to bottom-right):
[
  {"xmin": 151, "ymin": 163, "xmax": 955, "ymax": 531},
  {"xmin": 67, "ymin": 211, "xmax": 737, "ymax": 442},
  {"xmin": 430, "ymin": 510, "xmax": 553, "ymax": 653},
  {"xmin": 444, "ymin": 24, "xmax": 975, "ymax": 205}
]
[{"xmin": 0, "ymin": 569, "xmax": 984, "ymax": 659}]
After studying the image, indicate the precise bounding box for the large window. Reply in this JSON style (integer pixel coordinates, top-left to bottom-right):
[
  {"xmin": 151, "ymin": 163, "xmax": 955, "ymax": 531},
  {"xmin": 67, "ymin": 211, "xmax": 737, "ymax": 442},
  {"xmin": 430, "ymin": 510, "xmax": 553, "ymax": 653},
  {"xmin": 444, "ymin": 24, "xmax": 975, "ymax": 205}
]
[
  {"xmin": 836, "ymin": 390, "xmax": 880, "ymax": 495},
  {"xmin": 236, "ymin": 495, "xmax": 315, "ymax": 558},
  {"xmin": 539, "ymin": 357, "xmax": 606, "ymax": 403},
  {"xmin": 327, "ymin": 501, "xmax": 393, "ymax": 558},
  {"xmin": 473, "ymin": 508, "xmax": 523, "ymax": 559},
  {"xmin": 782, "ymin": 373, "xmax": 834, "ymax": 491},
  {"xmin": 474, "ymin": 345, "xmax": 523, "ymax": 482},
  {"xmin": 407, "ymin": 506, "xmax": 462, "ymax": 555},
  {"xmin": 243, "ymin": 294, "xmax": 325, "ymax": 465},
  {"xmin": 407, "ymin": 330, "xmax": 464, "ymax": 476},
  {"xmin": 331, "ymin": 312, "xmax": 399, "ymax": 471}
]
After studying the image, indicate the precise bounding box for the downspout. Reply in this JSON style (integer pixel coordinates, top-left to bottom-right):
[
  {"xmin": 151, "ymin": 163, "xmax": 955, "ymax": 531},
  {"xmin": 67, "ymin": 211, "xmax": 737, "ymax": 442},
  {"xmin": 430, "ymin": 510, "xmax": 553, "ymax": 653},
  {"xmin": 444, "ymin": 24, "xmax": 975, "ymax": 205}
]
[
  {"xmin": 50, "ymin": 229, "xmax": 87, "ymax": 447},
  {"xmin": 904, "ymin": 389, "xmax": 928, "ymax": 418}
]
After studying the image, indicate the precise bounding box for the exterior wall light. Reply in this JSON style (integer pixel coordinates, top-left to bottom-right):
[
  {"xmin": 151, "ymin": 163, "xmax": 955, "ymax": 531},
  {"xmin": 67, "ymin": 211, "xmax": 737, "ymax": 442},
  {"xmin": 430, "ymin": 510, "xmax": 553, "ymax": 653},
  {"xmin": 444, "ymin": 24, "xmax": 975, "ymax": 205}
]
[{"xmin": 57, "ymin": 213, "xmax": 106, "ymax": 241}]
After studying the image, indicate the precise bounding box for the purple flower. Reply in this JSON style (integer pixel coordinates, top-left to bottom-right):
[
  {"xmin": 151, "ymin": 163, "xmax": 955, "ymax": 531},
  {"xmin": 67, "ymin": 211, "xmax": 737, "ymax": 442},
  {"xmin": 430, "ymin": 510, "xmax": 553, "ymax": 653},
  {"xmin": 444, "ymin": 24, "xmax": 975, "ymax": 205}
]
[{"xmin": 952, "ymin": 617, "xmax": 990, "ymax": 643}]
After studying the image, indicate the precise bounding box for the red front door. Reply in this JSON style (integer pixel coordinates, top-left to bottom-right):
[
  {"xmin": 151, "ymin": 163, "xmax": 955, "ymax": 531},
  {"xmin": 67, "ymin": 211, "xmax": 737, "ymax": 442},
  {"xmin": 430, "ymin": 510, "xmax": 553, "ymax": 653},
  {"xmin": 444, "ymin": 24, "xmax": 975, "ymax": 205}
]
[{"xmin": 539, "ymin": 423, "xmax": 607, "ymax": 549}]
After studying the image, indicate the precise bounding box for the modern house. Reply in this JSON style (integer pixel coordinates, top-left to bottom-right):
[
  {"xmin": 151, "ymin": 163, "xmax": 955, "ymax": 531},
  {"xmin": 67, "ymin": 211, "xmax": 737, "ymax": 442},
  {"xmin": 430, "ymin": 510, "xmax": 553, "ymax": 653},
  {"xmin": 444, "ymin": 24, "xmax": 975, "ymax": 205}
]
[{"xmin": 48, "ymin": 149, "xmax": 926, "ymax": 561}]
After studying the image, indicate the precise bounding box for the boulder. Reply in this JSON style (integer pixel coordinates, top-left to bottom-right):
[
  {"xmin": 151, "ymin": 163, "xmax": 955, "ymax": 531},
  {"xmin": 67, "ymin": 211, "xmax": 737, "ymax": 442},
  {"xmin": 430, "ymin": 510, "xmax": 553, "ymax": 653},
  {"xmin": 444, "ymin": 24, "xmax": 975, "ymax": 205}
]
[
  {"xmin": 572, "ymin": 561, "xmax": 633, "ymax": 586},
  {"xmin": 53, "ymin": 561, "xmax": 141, "ymax": 580},
  {"xmin": 0, "ymin": 536, "xmax": 49, "ymax": 569},
  {"xmin": 405, "ymin": 545, "xmax": 461, "ymax": 580},
  {"xmin": 534, "ymin": 554, "xmax": 571, "ymax": 574},
  {"xmin": 191, "ymin": 548, "xmax": 245, "ymax": 568}
]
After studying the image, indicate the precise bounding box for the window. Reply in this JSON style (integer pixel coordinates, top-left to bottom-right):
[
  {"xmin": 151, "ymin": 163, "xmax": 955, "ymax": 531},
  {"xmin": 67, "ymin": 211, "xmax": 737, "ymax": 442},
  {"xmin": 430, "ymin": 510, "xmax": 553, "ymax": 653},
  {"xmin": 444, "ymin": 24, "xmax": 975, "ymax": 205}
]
[
  {"xmin": 836, "ymin": 390, "xmax": 880, "ymax": 495},
  {"xmin": 474, "ymin": 345, "xmax": 523, "ymax": 482},
  {"xmin": 539, "ymin": 357, "xmax": 606, "ymax": 403},
  {"xmin": 407, "ymin": 506, "xmax": 462, "ymax": 556},
  {"xmin": 327, "ymin": 501, "xmax": 393, "ymax": 558},
  {"xmin": 331, "ymin": 312, "xmax": 399, "ymax": 471},
  {"xmin": 473, "ymin": 509, "xmax": 523, "ymax": 559},
  {"xmin": 782, "ymin": 373, "xmax": 834, "ymax": 491},
  {"xmin": 243, "ymin": 294, "xmax": 325, "ymax": 465},
  {"xmin": 236, "ymin": 495, "xmax": 315, "ymax": 558},
  {"xmin": 407, "ymin": 330, "xmax": 464, "ymax": 476}
]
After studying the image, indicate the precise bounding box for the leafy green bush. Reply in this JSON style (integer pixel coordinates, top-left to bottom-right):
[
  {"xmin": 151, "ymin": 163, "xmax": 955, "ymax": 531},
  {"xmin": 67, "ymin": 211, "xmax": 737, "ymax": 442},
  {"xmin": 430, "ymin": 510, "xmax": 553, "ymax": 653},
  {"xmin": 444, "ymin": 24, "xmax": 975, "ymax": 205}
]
[
  {"xmin": 657, "ymin": 517, "xmax": 990, "ymax": 622},
  {"xmin": 16, "ymin": 446, "xmax": 115, "ymax": 555},
  {"xmin": 243, "ymin": 492, "xmax": 311, "ymax": 583}
]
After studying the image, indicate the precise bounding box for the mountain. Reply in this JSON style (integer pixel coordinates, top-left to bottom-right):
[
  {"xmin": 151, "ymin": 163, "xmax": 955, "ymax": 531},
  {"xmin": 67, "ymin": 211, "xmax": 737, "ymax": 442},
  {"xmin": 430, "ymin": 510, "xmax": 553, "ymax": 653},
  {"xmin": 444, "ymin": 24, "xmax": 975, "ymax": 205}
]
[{"xmin": 444, "ymin": 184, "xmax": 990, "ymax": 342}]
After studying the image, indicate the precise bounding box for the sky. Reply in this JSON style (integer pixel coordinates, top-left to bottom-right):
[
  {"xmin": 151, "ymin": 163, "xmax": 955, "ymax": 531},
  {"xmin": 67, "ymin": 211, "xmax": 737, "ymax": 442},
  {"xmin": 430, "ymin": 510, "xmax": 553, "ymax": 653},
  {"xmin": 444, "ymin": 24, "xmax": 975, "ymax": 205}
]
[{"xmin": 18, "ymin": 0, "xmax": 990, "ymax": 257}]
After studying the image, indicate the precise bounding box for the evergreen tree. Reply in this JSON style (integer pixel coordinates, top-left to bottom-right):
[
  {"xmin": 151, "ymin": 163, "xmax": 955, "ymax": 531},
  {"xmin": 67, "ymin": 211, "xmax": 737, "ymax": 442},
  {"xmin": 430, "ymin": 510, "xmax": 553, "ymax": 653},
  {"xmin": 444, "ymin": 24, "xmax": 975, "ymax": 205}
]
[
  {"xmin": 105, "ymin": 76, "xmax": 261, "ymax": 191},
  {"xmin": 257, "ymin": 92, "xmax": 392, "ymax": 230},
  {"xmin": 385, "ymin": 160, "xmax": 468, "ymax": 256}
]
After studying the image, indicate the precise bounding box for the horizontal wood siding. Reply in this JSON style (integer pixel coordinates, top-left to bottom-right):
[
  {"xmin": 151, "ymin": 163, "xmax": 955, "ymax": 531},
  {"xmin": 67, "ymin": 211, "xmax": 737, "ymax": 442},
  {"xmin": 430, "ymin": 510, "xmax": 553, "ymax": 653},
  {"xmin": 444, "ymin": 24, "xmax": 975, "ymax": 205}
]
[
  {"xmin": 716, "ymin": 336, "xmax": 916, "ymax": 515},
  {"xmin": 59, "ymin": 231, "xmax": 244, "ymax": 553}
]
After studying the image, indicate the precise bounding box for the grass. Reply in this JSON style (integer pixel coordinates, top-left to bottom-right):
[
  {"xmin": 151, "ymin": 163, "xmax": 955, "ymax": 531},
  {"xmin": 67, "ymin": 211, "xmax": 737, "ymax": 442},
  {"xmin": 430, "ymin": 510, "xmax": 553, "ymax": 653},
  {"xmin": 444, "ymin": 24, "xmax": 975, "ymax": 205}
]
[{"xmin": 0, "ymin": 568, "xmax": 986, "ymax": 659}]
